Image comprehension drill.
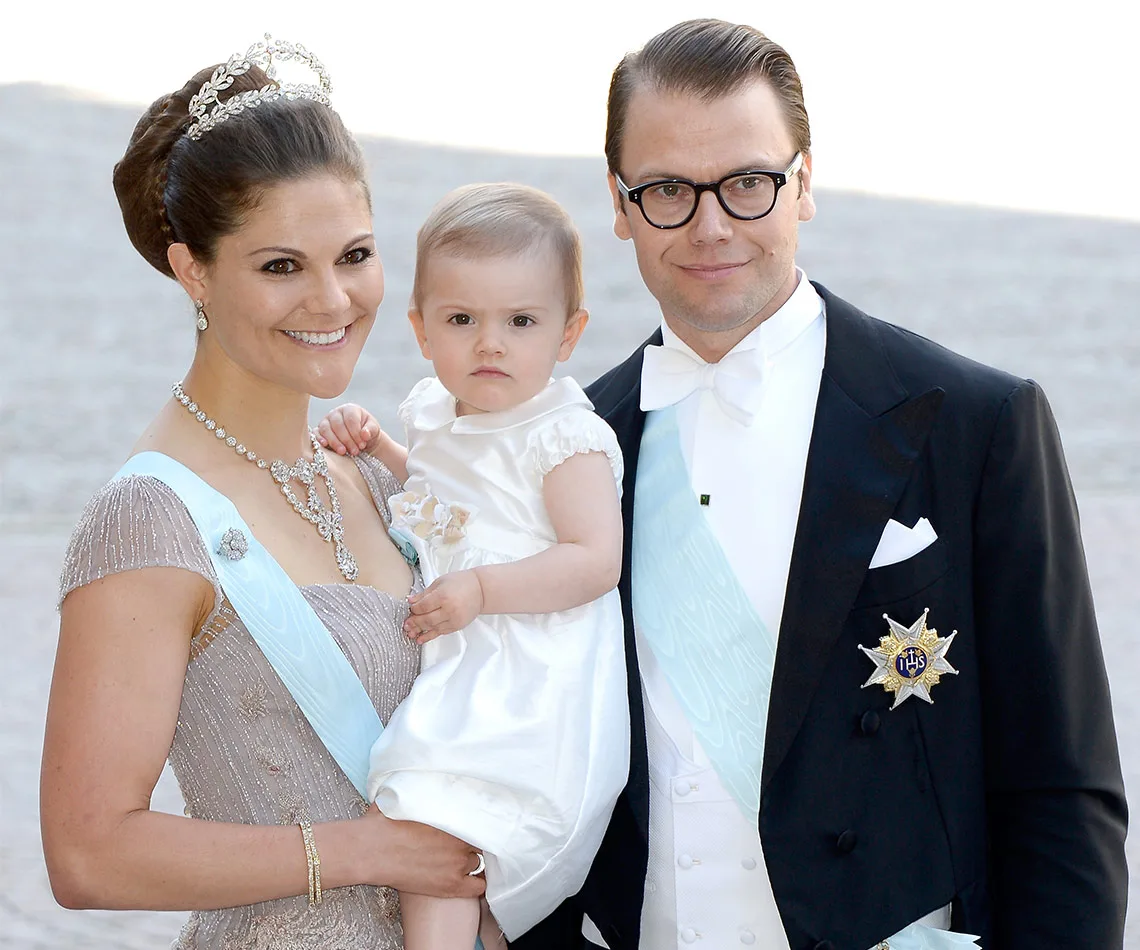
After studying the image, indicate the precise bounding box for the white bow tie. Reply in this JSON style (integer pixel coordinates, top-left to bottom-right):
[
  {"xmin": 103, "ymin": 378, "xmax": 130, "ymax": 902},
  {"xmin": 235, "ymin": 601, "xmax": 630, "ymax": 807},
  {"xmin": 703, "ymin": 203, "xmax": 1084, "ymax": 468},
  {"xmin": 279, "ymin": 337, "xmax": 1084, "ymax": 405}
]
[{"xmin": 640, "ymin": 343, "xmax": 767, "ymax": 425}]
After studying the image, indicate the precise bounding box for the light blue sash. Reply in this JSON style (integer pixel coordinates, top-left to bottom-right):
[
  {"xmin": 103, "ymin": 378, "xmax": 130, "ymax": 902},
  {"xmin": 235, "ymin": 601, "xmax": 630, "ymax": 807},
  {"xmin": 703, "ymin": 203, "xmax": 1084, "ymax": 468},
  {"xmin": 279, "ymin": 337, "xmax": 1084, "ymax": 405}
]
[
  {"xmin": 631, "ymin": 409, "xmax": 777, "ymax": 819},
  {"xmin": 114, "ymin": 452, "xmax": 384, "ymax": 798}
]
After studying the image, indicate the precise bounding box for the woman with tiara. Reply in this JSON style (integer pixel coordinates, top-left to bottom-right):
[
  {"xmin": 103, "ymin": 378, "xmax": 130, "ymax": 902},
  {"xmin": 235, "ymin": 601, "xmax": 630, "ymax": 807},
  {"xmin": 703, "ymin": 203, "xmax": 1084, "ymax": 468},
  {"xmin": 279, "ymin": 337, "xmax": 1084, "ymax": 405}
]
[{"xmin": 39, "ymin": 37, "xmax": 485, "ymax": 949}]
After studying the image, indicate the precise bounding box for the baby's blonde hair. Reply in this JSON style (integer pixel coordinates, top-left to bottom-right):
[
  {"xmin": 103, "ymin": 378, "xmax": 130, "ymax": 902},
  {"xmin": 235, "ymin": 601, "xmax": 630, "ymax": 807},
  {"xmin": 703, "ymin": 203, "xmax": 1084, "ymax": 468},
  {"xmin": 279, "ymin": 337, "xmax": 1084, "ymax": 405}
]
[{"xmin": 413, "ymin": 183, "xmax": 584, "ymax": 314}]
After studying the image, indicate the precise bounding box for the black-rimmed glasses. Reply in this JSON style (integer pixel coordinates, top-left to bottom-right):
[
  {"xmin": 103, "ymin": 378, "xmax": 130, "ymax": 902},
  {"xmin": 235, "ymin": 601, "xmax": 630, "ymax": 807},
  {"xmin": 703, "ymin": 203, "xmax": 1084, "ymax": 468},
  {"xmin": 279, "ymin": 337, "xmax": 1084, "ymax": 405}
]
[{"xmin": 614, "ymin": 152, "xmax": 804, "ymax": 229}]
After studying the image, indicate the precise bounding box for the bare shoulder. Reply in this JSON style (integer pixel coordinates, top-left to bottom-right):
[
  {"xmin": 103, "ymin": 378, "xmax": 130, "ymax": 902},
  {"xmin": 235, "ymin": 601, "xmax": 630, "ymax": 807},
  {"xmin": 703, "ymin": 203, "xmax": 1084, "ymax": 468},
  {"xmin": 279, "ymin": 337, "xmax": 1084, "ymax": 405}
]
[{"xmin": 62, "ymin": 563, "xmax": 216, "ymax": 643}]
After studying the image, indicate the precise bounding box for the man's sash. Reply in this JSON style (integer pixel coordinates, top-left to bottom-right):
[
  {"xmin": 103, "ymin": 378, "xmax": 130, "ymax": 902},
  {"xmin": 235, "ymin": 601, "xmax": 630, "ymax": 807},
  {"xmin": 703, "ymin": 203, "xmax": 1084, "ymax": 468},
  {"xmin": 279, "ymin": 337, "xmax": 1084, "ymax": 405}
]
[
  {"xmin": 114, "ymin": 452, "xmax": 384, "ymax": 798},
  {"xmin": 631, "ymin": 408, "xmax": 776, "ymax": 819}
]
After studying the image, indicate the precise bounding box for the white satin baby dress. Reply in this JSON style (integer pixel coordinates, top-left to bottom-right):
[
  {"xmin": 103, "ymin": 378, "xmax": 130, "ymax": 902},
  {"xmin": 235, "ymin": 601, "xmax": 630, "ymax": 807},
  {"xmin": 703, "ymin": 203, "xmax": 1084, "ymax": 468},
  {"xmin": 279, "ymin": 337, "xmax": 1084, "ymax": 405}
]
[{"xmin": 366, "ymin": 376, "xmax": 630, "ymax": 940}]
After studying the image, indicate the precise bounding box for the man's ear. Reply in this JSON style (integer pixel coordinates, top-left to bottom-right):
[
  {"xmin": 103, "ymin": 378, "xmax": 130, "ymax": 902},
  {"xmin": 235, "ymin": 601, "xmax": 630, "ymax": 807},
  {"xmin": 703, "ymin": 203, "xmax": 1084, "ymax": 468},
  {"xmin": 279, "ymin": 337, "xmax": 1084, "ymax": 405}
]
[
  {"xmin": 167, "ymin": 243, "xmax": 210, "ymax": 303},
  {"xmin": 797, "ymin": 151, "xmax": 816, "ymax": 223},
  {"xmin": 557, "ymin": 309, "xmax": 590, "ymax": 362},
  {"xmin": 607, "ymin": 173, "xmax": 632, "ymax": 241},
  {"xmin": 407, "ymin": 308, "xmax": 431, "ymax": 360}
]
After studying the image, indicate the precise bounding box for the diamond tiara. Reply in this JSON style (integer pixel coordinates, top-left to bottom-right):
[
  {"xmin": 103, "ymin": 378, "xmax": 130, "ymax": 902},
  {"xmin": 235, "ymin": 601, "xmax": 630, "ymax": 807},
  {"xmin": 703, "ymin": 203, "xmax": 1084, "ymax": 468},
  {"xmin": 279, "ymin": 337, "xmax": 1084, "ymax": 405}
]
[{"xmin": 185, "ymin": 34, "xmax": 332, "ymax": 141}]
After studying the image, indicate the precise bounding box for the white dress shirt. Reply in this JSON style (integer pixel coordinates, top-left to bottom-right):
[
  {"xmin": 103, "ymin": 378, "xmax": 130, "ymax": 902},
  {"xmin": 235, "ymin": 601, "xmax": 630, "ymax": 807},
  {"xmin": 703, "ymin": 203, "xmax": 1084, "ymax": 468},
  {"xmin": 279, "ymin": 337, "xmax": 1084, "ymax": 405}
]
[{"xmin": 586, "ymin": 271, "xmax": 826, "ymax": 949}]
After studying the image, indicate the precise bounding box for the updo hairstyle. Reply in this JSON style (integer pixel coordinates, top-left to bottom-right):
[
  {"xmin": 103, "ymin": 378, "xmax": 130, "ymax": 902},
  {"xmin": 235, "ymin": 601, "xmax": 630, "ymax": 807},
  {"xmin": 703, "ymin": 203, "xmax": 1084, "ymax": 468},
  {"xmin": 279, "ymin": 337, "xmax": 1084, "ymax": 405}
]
[{"xmin": 113, "ymin": 64, "xmax": 368, "ymax": 278}]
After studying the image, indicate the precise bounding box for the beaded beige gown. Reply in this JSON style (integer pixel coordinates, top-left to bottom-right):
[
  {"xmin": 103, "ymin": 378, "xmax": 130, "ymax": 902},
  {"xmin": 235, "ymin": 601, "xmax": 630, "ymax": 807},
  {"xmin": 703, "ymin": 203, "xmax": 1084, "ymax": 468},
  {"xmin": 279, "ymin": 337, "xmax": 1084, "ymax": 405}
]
[{"xmin": 58, "ymin": 455, "xmax": 420, "ymax": 949}]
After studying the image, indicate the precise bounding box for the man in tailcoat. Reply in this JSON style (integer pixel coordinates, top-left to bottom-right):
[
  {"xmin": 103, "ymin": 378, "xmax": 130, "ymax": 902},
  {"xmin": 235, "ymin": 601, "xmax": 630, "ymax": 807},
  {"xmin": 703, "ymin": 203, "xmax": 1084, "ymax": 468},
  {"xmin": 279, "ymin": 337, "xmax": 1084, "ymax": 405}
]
[{"xmin": 514, "ymin": 17, "xmax": 1126, "ymax": 950}]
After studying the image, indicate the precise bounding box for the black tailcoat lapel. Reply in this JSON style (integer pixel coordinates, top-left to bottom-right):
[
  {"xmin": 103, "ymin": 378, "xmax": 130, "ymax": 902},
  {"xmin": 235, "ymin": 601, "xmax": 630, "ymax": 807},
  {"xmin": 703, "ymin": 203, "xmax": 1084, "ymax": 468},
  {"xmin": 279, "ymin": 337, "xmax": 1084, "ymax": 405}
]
[{"xmin": 760, "ymin": 285, "xmax": 944, "ymax": 790}]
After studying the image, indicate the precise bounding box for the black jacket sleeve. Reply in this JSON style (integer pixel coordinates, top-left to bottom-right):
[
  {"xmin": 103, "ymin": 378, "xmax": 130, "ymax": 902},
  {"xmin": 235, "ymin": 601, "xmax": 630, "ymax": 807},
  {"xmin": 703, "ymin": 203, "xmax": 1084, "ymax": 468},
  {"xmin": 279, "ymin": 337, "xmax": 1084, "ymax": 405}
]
[{"xmin": 972, "ymin": 379, "xmax": 1127, "ymax": 946}]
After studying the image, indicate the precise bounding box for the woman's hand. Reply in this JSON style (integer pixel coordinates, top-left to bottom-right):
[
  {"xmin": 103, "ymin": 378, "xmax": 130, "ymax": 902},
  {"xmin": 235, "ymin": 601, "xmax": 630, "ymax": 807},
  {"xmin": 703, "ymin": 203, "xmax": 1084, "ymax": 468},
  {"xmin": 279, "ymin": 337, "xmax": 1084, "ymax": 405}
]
[
  {"xmin": 404, "ymin": 570, "xmax": 485, "ymax": 644},
  {"xmin": 359, "ymin": 805, "xmax": 485, "ymax": 898},
  {"xmin": 316, "ymin": 403, "xmax": 382, "ymax": 456}
]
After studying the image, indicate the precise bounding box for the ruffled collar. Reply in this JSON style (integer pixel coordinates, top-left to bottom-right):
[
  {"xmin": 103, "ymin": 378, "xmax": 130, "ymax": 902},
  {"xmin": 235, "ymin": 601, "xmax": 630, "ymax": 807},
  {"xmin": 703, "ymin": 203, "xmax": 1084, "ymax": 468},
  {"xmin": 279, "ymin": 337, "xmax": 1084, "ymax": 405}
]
[{"xmin": 409, "ymin": 376, "xmax": 593, "ymax": 434}]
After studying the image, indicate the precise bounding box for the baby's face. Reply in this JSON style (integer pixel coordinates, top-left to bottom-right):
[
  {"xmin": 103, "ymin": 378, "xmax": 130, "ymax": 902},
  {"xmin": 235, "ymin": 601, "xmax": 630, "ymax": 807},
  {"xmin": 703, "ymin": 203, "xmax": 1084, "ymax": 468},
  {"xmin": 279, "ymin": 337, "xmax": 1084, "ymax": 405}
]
[{"xmin": 409, "ymin": 246, "xmax": 587, "ymax": 416}]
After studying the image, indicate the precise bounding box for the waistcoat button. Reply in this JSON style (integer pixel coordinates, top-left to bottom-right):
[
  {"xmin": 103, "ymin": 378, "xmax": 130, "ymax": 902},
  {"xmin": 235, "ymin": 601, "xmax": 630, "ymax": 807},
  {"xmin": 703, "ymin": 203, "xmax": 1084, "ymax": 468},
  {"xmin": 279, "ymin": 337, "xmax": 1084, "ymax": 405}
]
[
  {"xmin": 835, "ymin": 830, "xmax": 858, "ymax": 854},
  {"xmin": 740, "ymin": 930, "xmax": 756, "ymax": 945},
  {"xmin": 813, "ymin": 941, "xmax": 836, "ymax": 950},
  {"xmin": 674, "ymin": 779, "xmax": 692, "ymax": 797},
  {"xmin": 677, "ymin": 853, "xmax": 694, "ymax": 869},
  {"xmin": 681, "ymin": 926, "xmax": 698, "ymax": 943},
  {"xmin": 741, "ymin": 856, "xmax": 757, "ymax": 870}
]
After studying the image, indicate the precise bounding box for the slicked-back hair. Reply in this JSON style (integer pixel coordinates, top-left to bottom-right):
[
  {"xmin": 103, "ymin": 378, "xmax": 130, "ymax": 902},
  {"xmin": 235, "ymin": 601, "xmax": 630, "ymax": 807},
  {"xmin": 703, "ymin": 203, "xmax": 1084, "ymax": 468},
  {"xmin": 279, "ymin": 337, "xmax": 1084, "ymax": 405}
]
[
  {"xmin": 413, "ymin": 183, "xmax": 584, "ymax": 314},
  {"xmin": 605, "ymin": 18, "xmax": 811, "ymax": 175}
]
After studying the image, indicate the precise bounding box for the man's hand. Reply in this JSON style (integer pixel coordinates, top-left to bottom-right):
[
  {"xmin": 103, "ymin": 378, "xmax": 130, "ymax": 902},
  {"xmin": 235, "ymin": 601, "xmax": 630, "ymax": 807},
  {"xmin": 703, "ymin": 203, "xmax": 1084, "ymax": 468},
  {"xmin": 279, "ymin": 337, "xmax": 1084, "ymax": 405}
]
[
  {"xmin": 316, "ymin": 403, "xmax": 382, "ymax": 456},
  {"xmin": 404, "ymin": 570, "xmax": 485, "ymax": 644}
]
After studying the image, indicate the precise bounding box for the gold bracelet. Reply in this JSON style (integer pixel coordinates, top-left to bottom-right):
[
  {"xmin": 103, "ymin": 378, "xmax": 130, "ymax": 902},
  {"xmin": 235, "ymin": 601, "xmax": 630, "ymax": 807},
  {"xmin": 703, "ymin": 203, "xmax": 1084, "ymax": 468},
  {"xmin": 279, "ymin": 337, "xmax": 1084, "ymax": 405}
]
[
  {"xmin": 298, "ymin": 821, "xmax": 322, "ymax": 907},
  {"xmin": 300, "ymin": 821, "xmax": 322, "ymax": 907},
  {"xmin": 299, "ymin": 821, "xmax": 314, "ymax": 905}
]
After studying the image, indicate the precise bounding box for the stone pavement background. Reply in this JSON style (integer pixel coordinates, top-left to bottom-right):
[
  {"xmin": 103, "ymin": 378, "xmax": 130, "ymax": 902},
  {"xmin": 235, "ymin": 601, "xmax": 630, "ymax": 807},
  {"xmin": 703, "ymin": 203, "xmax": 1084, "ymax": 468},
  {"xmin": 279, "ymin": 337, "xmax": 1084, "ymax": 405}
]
[{"xmin": 1, "ymin": 84, "xmax": 1138, "ymax": 947}]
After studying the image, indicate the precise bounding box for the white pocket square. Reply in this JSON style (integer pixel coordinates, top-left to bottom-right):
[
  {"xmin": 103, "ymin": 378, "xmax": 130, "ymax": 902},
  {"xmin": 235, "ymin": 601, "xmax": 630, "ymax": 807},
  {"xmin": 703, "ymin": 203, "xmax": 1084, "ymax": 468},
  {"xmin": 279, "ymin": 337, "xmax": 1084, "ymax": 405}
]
[{"xmin": 869, "ymin": 517, "xmax": 938, "ymax": 569}]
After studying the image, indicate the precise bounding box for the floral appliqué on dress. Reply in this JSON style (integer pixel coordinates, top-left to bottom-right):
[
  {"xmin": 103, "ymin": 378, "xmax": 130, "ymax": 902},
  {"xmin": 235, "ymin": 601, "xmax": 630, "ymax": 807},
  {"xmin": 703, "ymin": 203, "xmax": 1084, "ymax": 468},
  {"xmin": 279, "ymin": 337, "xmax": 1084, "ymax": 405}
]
[{"xmin": 387, "ymin": 489, "xmax": 474, "ymax": 565}]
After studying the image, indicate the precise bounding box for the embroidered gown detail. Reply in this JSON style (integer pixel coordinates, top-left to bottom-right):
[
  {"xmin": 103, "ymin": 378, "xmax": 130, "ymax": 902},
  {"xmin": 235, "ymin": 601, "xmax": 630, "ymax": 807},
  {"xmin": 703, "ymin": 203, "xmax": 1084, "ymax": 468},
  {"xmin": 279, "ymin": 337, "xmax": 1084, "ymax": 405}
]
[{"xmin": 58, "ymin": 455, "xmax": 419, "ymax": 949}]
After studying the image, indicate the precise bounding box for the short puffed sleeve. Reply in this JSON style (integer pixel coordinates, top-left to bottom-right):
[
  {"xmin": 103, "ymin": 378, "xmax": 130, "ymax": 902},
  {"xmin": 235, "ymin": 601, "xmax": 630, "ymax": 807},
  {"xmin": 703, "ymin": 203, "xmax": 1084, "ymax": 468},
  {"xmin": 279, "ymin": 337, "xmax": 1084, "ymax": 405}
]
[
  {"xmin": 528, "ymin": 407, "xmax": 624, "ymax": 491},
  {"xmin": 58, "ymin": 474, "xmax": 221, "ymax": 611}
]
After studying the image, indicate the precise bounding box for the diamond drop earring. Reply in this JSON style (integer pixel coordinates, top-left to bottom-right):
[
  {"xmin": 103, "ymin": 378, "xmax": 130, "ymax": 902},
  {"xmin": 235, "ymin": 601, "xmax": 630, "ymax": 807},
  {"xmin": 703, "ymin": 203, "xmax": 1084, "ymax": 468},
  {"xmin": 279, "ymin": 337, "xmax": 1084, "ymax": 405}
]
[{"xmin": 195, "ymin": 299, "xmax": 209, "ymax": 332}]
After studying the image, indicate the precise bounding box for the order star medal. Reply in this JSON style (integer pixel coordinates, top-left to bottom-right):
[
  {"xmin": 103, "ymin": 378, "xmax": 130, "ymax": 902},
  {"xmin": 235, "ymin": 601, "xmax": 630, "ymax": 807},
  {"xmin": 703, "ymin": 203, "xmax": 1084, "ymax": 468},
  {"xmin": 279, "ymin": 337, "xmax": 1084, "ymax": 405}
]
[{"xmin": 859, "ymin": 608, "xmax": 958, "ymax": 709}]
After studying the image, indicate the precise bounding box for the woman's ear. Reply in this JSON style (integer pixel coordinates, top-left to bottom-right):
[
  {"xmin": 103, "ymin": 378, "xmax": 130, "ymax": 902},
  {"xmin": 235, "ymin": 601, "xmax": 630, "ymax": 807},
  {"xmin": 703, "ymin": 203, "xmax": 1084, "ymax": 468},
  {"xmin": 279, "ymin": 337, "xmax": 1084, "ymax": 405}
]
[{"xmin": 167, "ymin": 243, "xmax": 210, "ymax": 302}]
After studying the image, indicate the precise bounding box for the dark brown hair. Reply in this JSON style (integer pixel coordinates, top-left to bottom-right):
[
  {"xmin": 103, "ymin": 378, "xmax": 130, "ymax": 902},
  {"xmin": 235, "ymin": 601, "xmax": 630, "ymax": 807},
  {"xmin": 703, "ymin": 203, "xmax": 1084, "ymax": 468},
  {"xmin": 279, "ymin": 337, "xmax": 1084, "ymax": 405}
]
[
  {"xmin": 413, "ymin": 183, "xmax": 584, "ymax": 314},
  {"xmin": 113, "ymin": 64, "xmax": 368, "ymax": 278},
  {"xmin": 605, "ymin": 18, "xmax": 811, "ymax": 174}
]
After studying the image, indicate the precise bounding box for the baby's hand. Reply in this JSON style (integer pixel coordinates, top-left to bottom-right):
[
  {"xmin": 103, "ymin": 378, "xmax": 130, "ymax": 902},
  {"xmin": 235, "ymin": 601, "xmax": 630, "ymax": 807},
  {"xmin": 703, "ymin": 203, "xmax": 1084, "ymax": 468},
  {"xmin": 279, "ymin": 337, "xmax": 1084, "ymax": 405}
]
[
  {"xmin": 317, "ymin": 403, "xmax": 381, "ymax": 457},
  {"xmin": 404, "ymin": 570, "xmax": 485, "ymax": 644}
]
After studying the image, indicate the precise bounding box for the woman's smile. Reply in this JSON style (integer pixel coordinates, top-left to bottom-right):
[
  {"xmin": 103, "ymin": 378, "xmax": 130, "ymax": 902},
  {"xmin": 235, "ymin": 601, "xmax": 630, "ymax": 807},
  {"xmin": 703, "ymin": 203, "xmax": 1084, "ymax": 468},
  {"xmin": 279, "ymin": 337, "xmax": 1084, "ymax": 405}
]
[{"xmin": 282, "ymin": 324, "xmax": 351, "ymax": 348}]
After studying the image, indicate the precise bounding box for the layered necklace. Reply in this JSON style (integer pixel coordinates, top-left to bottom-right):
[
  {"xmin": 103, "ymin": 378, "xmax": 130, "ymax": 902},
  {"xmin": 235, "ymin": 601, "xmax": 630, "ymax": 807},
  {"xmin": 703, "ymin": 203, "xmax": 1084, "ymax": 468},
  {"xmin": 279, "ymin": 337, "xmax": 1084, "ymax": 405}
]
[{"xmin": 172, "ymin": 381, "xmax": 359, "ymax": 582}]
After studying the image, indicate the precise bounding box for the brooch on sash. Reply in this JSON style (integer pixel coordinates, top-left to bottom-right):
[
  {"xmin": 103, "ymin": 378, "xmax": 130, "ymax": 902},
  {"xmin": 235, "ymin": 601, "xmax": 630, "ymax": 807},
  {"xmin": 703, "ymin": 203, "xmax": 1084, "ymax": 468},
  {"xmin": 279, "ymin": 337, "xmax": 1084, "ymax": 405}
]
[
  {"xmin": 217, "ymin": 527, "xmax": 249, "ymax": 561},
  {"xmin": 859, "ymin": 608, "xmax": 958, "ymax": 709}
]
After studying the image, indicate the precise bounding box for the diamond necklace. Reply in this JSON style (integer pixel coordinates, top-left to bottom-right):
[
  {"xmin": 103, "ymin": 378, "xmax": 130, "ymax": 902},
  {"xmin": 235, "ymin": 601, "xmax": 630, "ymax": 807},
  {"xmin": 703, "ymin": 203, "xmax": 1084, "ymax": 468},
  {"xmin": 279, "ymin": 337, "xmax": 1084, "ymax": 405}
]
[{"xmin": 171, "ymin": 381, "xmax": 359, "ymax": 582}]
